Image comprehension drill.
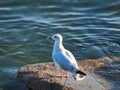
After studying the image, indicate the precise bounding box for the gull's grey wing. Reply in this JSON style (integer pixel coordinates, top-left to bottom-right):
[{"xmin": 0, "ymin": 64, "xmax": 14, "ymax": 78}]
[
  {"xmin": 65, "ymin": 49, "xmax": 78, "ymax": 68},
  {"xmin": 53, "ymin": 50, "xmax": 78, "ymax": 72}
]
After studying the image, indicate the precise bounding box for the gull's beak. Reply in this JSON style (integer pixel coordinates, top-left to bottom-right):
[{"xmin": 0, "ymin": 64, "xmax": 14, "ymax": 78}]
[{"xmin": 47, "ymin": 36, "xmax": 52, "ymax": 40}]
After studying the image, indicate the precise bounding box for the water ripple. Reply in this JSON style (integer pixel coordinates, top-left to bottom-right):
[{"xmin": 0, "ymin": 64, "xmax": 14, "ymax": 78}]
[{"xmin": 0, "ymin": 0, "xmax": 120, "ymax": 89}]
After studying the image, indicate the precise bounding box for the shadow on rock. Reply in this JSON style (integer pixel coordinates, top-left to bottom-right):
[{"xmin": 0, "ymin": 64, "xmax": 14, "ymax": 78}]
[{"xmin": 17, "ymin": 63, "xmax": 74, "ymax": 90}]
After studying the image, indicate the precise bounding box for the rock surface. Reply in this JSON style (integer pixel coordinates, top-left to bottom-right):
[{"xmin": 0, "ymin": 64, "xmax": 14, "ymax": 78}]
[{"xmin": 17, "ymin": 56, "xmax": 120, "ymax": 90}]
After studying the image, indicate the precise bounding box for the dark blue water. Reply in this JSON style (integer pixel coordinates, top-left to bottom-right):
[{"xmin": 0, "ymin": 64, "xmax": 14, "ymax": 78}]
[{"xmin": 0, "ymin": 0, "xmax": 120, "ymax": 90}]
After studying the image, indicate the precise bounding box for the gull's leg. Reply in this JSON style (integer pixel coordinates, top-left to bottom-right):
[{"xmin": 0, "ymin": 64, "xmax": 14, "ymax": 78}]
[
  {"xmin": 63, "ymin": 72, "xmax": 69, "ymax": 86},
  {"xmin": 63, "ymin": 71, "xmax": 69, "ymax": 78},
  {"xmin": 57, "ymin": 69, "xmax": 63, "ymax": 78},
  {"xmin": 57, "ymin": 68, "xmax": 69, "ymax": 78},
  {"xmin": 63, "ymin": 77, "xmax": 68, "ymax": 86}
]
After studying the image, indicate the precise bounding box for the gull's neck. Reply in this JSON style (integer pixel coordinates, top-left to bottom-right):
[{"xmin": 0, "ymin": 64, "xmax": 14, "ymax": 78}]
[{"xmin": 53, "ymin": 39, "xmax": 64, "ymax": 51}]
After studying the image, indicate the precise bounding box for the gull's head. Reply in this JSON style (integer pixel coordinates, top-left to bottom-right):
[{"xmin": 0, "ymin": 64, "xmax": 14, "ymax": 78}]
[{"xmin": 51, "ymin": 34, "xmax": 63, "ymax": 41}]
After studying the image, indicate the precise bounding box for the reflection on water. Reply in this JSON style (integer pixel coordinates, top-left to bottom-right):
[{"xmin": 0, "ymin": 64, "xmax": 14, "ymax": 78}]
[{"xmin": 0, "ymin": 0, "xmax": 120, "ymax": 90}]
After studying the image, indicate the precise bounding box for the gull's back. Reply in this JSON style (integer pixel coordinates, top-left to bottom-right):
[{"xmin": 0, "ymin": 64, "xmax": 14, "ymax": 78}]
[{"xmin": 52, "ymin": 47, "xmax": 78, "ymax": 72}]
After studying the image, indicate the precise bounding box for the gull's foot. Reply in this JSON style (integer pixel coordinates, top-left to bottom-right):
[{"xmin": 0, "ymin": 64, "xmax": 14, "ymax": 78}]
[
  {"xmin": 56, "ymin": 71, "xmax": 69, "ymax": 78},
  {"xmin": 57, "ymin": 74, "xmax": 68, "ymax": 78}
]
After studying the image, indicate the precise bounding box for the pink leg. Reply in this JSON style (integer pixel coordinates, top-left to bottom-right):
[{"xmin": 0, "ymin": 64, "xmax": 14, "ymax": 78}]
[
  {"xmin": 57, "ymin": 69, "xmax": 69, "ymax": 78},
  {"xmin": 63, "ymin": 71, "xmax": 69, "ymax": 78}
]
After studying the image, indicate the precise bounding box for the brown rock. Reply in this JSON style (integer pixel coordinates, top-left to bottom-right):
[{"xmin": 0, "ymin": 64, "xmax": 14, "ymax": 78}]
[
  {"xmin": 17, "ymin": 63, "xmax": 74, "ymax": 90},
  {"xmin": 17, "ymin": 56, "xmax": 120, "ymax": 90}
]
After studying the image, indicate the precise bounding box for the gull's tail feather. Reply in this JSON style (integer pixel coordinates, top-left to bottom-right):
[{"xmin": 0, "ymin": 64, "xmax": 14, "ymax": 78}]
[
  {"xmin": 71, "ymin": 70, "xmax": 86, "ymax": 81},
  {"xmin": 75, "ymin": 70, "xmax": 86, "ymax": 81},
  {"xmin": 76, "ymin": 70, "xmax": 86, "ymax": 76},
  {"xmin": 76, "ymin": 75, "xmax": 86, "ymax": 81}
]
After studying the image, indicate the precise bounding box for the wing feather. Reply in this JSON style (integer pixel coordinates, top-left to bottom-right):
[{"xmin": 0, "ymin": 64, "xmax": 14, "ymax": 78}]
[
  {"xmin": 53, "ymin": 49, "xmax": 78, "ymax": 72},
  {"xmin": 65, "ymin": 50, "xmax": 78, "ymax": 68}
]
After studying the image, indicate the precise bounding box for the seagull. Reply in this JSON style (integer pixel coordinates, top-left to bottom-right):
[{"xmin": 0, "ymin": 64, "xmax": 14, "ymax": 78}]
[{"xmin": 48, "ymin": 34, "xmax": 86, "ymax": 81}]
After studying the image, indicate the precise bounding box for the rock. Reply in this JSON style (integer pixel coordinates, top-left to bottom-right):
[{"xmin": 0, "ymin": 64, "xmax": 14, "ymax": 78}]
[
  {"xmin": 17, "ymin": 56, "xmax": 120, "ymax": 90},
  {"xmin": 17, "ymin": 62, "xmax": 74, "ymax": 90}
]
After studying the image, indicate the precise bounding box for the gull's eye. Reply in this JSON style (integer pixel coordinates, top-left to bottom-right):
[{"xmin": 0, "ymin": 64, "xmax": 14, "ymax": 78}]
[{"xmin": 54, "ymin": 36, "xmax": 57, "ymax": 39}]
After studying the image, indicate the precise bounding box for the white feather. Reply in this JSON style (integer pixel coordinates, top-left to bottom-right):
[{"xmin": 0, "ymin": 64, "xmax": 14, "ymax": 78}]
[{"xmin": 51, "ymin": 34, "xmax": 86, "ymax": 81}]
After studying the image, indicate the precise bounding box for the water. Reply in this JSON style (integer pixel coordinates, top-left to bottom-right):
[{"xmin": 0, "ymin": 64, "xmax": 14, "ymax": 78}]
[{"xmin": 0, "ymin": 0, "xmax": 120, "ymax": 90}]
